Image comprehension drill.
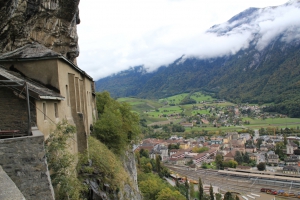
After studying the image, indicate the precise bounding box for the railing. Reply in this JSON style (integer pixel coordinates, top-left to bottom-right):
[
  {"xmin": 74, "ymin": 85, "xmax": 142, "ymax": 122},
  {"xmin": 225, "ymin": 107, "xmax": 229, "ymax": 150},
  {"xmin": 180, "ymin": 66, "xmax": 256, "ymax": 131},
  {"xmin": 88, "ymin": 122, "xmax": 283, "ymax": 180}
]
[{"xmin": 0, "ymin": 130, "xmax": 27, "ymax": 139}]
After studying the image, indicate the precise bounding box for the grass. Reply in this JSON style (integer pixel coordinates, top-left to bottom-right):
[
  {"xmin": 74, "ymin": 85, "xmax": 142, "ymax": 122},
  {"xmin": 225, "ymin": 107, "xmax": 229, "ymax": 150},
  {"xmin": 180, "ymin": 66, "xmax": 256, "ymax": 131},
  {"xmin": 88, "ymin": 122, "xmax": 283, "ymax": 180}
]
[
  {"xmin": 117, "ymin": 92, "xmax": 300, "ymax": 132},
  {"xmin": 159, "ymin": 93, "xmax": 189, "ymax": 105},
  {"xmin": 190, "ymin": 92, "xmax": 217, "ymax": 102}
]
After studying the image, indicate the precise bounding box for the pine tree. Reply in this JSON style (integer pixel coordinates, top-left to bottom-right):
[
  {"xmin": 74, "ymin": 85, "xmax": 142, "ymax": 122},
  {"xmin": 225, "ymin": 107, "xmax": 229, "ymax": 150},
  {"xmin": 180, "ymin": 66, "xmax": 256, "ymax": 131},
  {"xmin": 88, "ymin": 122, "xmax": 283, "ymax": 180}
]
[
  {"xmin": 198, "ymin": 177, "xmax": 204, "ymax": 200},
  {"xmin": 190, "ymin": 183, "xmax": 195, "ymax": 199},
  {"xmin": 185, "ymin": 177, "xmax": 189, "ymax": 200},
  {"xmin": 155, "ymin": 154, "xmax": 161, "ymax": 173},
  {"xmin": 284, "ymin": 134, "xmax": 287, "ymax": 146},
  {"xmin": 209, "ymin": 184, "xmax": 214, "ymax": 200}
]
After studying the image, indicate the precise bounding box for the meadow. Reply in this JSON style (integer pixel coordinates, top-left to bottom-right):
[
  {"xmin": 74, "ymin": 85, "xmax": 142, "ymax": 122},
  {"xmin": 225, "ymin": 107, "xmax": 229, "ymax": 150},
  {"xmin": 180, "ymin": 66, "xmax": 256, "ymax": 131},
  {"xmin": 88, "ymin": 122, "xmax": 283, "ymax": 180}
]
[{"xmin": 117, "ymin": 92, "xmax": 300, "ymax": 134}]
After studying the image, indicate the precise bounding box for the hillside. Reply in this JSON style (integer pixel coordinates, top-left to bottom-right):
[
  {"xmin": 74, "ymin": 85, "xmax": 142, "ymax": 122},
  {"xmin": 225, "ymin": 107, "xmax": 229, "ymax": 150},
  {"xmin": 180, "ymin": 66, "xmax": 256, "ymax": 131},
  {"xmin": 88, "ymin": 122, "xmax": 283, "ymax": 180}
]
[{"xmin": 96, "ymin": 1, "xmax": 300, "ymax": 117}]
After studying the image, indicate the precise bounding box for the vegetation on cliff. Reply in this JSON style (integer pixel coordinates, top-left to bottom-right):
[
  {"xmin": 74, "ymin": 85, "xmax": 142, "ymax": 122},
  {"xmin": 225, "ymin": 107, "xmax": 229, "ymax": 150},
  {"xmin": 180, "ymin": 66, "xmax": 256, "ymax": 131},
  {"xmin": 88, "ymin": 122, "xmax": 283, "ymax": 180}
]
[
  {"xmin": 45, "ymin": 120, "xmax": 87, "ymax": 199},
  {"xmin": 136, "ymin": 150, "xmax": 185, "ymax": 200},
  {"xmin": 46, "ymin": 92, "xmax": 142, "ymax": 199},
  {"xmin": 94, "ymin": 91, "xmax": 140, "ymax": 155}
]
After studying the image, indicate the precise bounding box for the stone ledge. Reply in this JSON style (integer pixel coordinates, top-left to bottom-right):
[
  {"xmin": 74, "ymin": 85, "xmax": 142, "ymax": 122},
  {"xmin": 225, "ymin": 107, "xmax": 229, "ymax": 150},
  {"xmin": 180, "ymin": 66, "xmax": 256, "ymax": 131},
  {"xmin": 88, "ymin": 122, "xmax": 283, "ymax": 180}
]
[{"xmin": 0, "ymin": 165, "xmax": 26, "ymax": 200}]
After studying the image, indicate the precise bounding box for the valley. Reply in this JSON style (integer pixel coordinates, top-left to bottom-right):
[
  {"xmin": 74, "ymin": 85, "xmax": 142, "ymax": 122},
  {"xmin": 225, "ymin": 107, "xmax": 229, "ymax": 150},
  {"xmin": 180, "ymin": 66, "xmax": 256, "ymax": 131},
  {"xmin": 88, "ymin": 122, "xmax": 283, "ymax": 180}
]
[{"xmin": 118, "ymin": 91, "xmax": 300, "ymax": 137}]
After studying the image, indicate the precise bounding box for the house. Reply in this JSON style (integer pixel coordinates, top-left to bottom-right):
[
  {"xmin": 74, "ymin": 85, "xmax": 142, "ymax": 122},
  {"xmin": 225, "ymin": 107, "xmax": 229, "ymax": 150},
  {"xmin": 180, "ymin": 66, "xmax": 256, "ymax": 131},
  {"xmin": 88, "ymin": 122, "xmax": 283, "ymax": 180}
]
[
  {"xmin": 192, "ymin": 153, "xmax": 208, "ymax": 165},
  {"xmin": 210, "ymin": 144, "xmax": 220, "ymax": 151},
  {"xmin": 282, "ymin": 166, "xmax": 299, "ymax": 174},
  {"xmin": 224, "ymin": 150, "xmax": 237, "ymax": 161},
  {"xmin": 0, "ymin": 43, "xmax": 96, "ymax": 153},
  {"xmin": 149, "ymin": 145, "xmax": 169, "ymax": 161},
  {"xmin": 286, "ymin": 141, "xmax": 298, "ymax": 155},
  {"xmin": 210, "ymin": 139, "xmax": 222, "ymax": 145},
  {"xmin": 267, "ymin": 154, "xmax": 279, "ymax": 166},
  {"xmin": 231, "ymin": 143, "xmax": 245, "ymax": 153},
  {"xmin": 245, "ymin": 145, "xmax": 257, "ymax": 153},
  {"xmin": 285, "ymin": 155, "xmax": 300, "ymax": 166},
  {"xmin": 259, "ymin": 144, "xmax": 268, "ymax": 151},
  {"xmin": 169, "ymin": 157, "xmax": 186, "ymax": 165},
  {"xmin": 179, "ymin": 141, "xmax": 190, "ymax": 149},
  {"xmin": 226, "ymin": 132, "xmax": 239, "ymax": 140}
]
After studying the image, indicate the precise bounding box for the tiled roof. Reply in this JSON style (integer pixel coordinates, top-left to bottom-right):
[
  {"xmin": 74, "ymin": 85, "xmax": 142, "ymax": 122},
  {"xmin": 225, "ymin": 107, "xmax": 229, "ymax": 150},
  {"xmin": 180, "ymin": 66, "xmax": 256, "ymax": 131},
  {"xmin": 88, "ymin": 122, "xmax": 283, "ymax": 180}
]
[
  {"xmin": 0, "ymin": 66, "xmax": 64, "ymax": 100},
  {"xmin": 0, "ymin": 42, "xmax": 61, "ymax": 59},
  {"xmin": 0, "ymin": 43, "xmax": 93, "ymax": 81}
]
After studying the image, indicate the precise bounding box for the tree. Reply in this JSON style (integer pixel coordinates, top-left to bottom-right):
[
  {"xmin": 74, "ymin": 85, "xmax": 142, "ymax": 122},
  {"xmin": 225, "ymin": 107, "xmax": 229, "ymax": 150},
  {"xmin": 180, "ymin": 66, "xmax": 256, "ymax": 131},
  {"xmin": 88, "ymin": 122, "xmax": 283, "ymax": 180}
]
[
  {"xmin": 275, "ymin": 142, "xmax": 285, "ymax": 160},
  {"xmin": 184, "ymin": 177, "xmax": 189, "ymax": 200},
  {"xmin": 215, "ymin": 193, "xmax": 222, "ymax": 200},
  {"xmin": 209, "ymin": 184, "xmax": 214, "ymax": 200},
  {"xmin": 140, "ymin": 148, "xmax": 149, "ymax": 158},
  {"xmin": 198, "ymin": 177, "xmax": 204, "ymax": 200},
  {"xmin": 190, "ymin": 183, "xmax": 195, "ymax": 199},
  {"xmin": 94, "ymin": 92, "xmax": 140, "ymax": 155},
  {"xmin": 224, "ymin": 192, "xmax": 234, "ymax": 200},
  {"xmin": 156, "ymin": 154, "xmax": 161, "ymax": 174},
  {"xmin": 215, "ymin": 154, "xmax": 223, "ymax": 170},
  {"xmin": 243, "ymin": 152, "xmax": 250, "ymax": 163},
  {"xmin": 256, "ymin": 138, "xmax": 263, "ymax": 149},
  {"xmin": 156, "ymin": 188, "xmax": 185, "ymax": 200},
  {"xmin": 284, "ymin": 134, "xmax": 288, "ymax": 145},
  {"xmin": 257, "ymin": 162, "xmax": 266, "ymax": 171},
  {"xmin": 234, "ymin": 151, "xmax": 243, "ymax": 164}
]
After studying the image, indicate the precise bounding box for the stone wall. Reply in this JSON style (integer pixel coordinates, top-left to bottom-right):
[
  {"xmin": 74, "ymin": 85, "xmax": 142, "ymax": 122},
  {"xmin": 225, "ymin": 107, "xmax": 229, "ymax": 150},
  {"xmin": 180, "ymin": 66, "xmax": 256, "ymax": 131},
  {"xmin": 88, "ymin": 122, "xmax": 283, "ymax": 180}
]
[
  {"xmin": 0, "ymin": 165, "xmax": 26, "ymax": 200},
  {"xmin": 0, "ymin": 128, "xmax": 54, "ymax": 200},
  {"xmin": 0, "ymin": 87, "xmax": 36, "ymax": 133}
]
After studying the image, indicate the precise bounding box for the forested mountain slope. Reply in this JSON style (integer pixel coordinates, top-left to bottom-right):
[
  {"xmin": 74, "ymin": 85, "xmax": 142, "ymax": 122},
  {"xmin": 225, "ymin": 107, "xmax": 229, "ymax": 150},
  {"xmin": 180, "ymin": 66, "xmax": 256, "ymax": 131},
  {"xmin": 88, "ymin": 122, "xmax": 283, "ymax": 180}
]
[{"xmin": 96, "ymin": 1, "xmax": 300, "ymax": 117}]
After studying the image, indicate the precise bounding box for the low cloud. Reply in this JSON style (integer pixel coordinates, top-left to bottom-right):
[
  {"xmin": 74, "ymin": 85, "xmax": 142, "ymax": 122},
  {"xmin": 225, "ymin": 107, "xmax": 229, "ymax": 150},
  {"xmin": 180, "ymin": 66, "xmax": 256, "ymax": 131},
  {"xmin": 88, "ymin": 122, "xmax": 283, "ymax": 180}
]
[{"xmin": 77, "ymin": 0, "xmax": 298, "ymax": 80}]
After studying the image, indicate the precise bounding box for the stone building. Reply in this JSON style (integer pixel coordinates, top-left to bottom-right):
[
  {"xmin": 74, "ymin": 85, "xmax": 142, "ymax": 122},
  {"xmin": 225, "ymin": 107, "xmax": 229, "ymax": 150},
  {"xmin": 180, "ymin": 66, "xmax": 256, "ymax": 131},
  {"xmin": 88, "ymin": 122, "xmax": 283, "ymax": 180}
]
[
  {"xmin": 0, "ymin": 43, "xmax": 96, "ymax": 153},
  {"xmin": 0, "ymin": 42, "xmax": 97, "ymax": 199}
]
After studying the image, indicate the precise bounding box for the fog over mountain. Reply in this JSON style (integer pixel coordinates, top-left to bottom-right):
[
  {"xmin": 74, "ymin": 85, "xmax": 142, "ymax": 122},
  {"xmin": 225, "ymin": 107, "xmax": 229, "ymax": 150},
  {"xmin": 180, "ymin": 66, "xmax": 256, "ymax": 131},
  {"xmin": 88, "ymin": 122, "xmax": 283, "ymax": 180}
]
[
  {"xmin": 97, "ymin": 0, "xmax": 300, "ymax": 117},
  {"xmin": 176, "ymin": 0, "xmax": 300, "ymax": 64},
  {"xmin": 93, "ymin": 0, "xmax": 300, "ymax": 79}
]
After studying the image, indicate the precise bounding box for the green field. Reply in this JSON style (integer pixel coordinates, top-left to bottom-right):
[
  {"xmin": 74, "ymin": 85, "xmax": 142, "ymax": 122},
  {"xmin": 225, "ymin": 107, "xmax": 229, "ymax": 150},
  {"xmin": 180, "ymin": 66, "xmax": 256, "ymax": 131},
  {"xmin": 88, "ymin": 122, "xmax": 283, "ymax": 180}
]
[
  {"xmin": 117, "ymin": 93, "xmax": 300, "ymax": 133},
  {"xmin": 159, "ymin": 93, "xmax": 189, "ymax": 105},
  {"xmin": 190, "ymin": 92, "xmax": 216, "ymax": 102}
]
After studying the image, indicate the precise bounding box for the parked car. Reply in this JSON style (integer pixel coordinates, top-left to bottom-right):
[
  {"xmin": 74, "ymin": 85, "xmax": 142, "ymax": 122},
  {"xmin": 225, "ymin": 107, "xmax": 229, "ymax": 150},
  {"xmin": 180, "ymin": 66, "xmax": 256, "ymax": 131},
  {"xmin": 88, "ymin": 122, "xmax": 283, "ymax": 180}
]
[
  {"xmin": 266, "ymin": 189, "xmax": 277, "ymax": 195},
  {"xmin": 277, "ymin": 190, "xmax": 284, "ymax": 196},
  {"xmin": 261, "ymin": 188, "xmax": 272, "ymax": 192}
]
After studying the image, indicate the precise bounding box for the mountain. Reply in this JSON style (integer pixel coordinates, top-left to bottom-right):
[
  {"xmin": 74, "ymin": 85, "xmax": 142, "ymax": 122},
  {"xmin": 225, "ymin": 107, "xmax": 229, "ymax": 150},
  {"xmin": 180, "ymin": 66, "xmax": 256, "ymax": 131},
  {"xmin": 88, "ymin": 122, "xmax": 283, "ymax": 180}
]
[{"xmin": 96, "ymin": 0, "xmax": 300, "ymax": 117}]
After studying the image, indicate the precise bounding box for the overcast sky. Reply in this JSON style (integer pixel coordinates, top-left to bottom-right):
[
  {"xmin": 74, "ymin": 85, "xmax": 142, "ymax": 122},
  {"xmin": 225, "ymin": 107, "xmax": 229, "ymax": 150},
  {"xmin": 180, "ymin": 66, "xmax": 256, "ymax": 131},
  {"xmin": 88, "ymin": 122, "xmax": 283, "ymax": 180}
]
[{"xmin": 77, "ymin": 0, "xmax": 294, "ymax": 80}]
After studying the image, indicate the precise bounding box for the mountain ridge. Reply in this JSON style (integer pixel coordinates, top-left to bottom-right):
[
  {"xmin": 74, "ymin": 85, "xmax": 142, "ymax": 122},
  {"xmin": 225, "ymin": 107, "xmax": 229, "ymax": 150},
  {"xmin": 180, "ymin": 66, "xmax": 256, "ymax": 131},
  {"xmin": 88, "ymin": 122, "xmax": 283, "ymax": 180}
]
[{"xmin": 96, "ymin": 1, "xmax": 300, "ymax": 117}]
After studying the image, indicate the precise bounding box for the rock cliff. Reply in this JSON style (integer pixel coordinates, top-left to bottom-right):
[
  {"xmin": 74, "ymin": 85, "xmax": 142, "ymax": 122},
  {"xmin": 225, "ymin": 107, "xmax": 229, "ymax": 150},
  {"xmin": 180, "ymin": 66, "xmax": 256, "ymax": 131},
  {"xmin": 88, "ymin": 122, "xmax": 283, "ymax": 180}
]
[{"xmin": 0, "ymin": 0, "xmax": 80, "ymax": 63}]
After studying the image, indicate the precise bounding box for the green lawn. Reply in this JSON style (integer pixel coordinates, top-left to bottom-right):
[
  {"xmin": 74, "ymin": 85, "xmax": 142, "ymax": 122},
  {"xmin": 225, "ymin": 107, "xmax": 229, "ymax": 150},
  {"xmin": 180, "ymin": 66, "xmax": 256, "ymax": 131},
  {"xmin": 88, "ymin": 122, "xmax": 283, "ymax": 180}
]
[
  {"xmin": 159, "ymin": 93, "xmax": 189, "ymax": 105},
  {"xmin": 190, "ymin": 91, "xmax": 216, "ymax": 102}
]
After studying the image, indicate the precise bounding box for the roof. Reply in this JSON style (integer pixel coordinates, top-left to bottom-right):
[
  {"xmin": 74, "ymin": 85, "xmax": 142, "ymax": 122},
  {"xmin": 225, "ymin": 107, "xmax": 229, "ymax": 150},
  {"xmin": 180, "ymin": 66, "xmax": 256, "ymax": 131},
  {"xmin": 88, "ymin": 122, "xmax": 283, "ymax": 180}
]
[
  {"xmin": 193, "ymin": 153, "xmax": 207, "ymax": 160},
  {"xmin": 224, "ymin": 150, "xmax": 237, "ymax": 158},
  {"xmin": 0, "ymin": 66, "xmax": 64, "ymax": 100},
  {"xmin": 0, "ymin": 42, "xmax": 93, "ymax": 81}
]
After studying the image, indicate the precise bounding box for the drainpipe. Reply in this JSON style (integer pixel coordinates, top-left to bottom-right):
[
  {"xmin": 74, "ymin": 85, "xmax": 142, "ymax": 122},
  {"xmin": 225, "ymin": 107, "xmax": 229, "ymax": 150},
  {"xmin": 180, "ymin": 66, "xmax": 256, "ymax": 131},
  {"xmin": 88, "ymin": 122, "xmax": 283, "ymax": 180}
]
[{"xmin": 24, "ymin": 82, "xmax": 31, "ymax": 135}]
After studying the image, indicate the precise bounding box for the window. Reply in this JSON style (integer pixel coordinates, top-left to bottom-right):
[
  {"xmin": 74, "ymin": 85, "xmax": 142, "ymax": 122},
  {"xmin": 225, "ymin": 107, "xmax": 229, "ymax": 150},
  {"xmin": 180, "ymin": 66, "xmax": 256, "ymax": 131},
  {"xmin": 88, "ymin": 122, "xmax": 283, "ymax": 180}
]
[
  {"xmin": 66, "ymin": 85, "xmax": 70, "ymax": 106},
  {"xmin": 43, "ymin": 103, "xmax": 47, "ymax": 120},
  {"xmin": 54, "ymin": 103, "xmax": 58, "ymax": 118}
]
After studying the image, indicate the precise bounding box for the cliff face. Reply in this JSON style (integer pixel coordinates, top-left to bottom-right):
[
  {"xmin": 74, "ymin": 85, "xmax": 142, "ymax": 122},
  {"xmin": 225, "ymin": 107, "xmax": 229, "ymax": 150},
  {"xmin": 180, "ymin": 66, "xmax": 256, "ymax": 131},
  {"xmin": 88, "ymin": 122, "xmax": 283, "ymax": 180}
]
[
  {"xmin": 121, "ymin": 151, "xmax": 142, "ymax": 200},
  {"xmin": 0, "ymin": 0, "xmax": 80, "ymax": 63}
]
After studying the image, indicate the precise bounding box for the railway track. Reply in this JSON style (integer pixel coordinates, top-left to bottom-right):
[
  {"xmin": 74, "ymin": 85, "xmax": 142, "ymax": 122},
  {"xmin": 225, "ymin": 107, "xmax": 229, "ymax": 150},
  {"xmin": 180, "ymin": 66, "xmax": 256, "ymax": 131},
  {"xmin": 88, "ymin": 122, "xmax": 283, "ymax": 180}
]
[{"xmin": 165, "ymin": 165, "xmax": 300, "ymax": 199}]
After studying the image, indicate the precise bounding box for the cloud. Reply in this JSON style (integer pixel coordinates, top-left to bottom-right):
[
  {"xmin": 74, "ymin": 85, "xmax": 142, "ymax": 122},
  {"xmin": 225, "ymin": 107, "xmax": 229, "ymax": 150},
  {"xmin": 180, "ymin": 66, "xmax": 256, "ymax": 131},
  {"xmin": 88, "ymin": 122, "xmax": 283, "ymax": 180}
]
[{"xmin": 77, "ymin": 0, "xmax": 295, "ymax": 80}]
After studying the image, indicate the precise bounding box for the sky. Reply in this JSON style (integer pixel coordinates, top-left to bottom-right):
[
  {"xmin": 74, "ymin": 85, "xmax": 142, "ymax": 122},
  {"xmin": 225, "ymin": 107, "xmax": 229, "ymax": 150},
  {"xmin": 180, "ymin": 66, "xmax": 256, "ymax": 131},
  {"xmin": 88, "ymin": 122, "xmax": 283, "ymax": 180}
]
[{"xmin": 77, "ymin": 0, "xmax": 297, "ymax": 80}]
